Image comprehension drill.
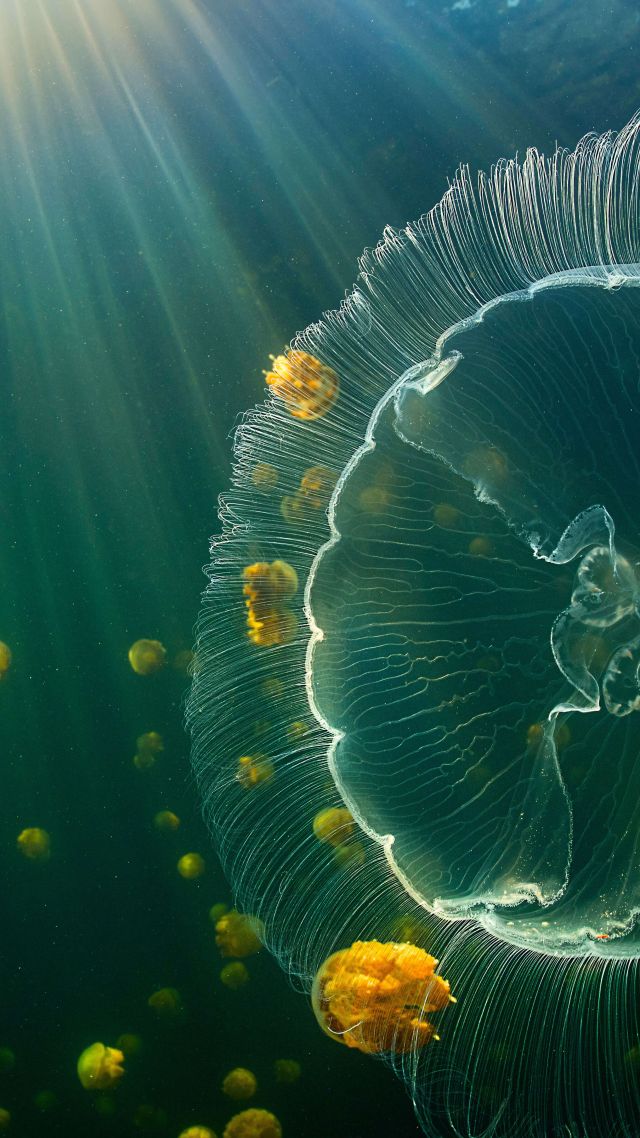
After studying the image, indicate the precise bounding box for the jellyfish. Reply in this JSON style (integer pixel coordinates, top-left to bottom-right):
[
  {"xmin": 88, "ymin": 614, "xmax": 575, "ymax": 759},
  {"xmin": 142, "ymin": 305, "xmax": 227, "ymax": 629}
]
[
  {"xmin": 222, "ymin": 1068, "xmax": 257, "ymax": 1101},
  {"xmin": 177, "ymin": 852, "xmax": 206, "ymax": 879},
  {"xmin": 188, "ymin": 114, "xmax": 640, "ymax": 1138},
  {"xmin": 76, "ymin": 1042, "xmax": 125, "ymax": 1090},
  {"xmin": 223, "ymin": 1109, "xmax": 281, "ymax": 1138}
]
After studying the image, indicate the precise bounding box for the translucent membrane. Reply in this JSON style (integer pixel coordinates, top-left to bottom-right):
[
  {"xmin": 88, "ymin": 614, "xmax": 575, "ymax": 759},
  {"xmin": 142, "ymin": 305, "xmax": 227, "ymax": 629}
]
[{"xmin": 188, "ymin": 116, "xmax": 640, "ymax": 1138}]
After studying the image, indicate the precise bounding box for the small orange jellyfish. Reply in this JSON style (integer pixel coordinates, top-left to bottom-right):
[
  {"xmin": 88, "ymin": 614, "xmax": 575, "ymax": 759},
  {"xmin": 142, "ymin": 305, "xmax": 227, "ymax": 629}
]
[
  {"xmin": 209, "ymin": 902, "xmax": 229, "ymax": 924},
  {"xmin": 220, "ymin": 962, "xmax": 250, "ymax": 990},
  {"xmin": 128, "ymin": 639, "xmax": 167, "ymax": 676},
  {"xmin": 251, "ymin": 463, "xmax": 279, "ymax": 493},
  {"xmin": 433, "ymin": 503, "xmax": 461, "ymax": 528},
  {"xmin": 280, "ymin": 465, "xmax": 336, "ymax": 524},
  {"xmin": 311, "ymin": 939, "xmax": 455, "ymax": 1055},
  {"xmin": 147, "ymin": 987, "xmax": 183, "ymax": 1019},
  {"xmin": 215, "ymin": 910, "xmax": 264, "ymax": 958},
  {"xmin": 154, "ymin": 810, "xmax": 181, "ymax": 833},
  {"xmin": 177, "ymin": 852, "xmax": 206, "ymax": 880},
  {"xmin": 0, "ymin": 1108, "xmax": 9, "ymax": 1130},
  {"xmin": 223, "ymin": 1108, "xmax": 281, "ymax": 1138},
  {"xmin": 77, "ymin": 1042, "xmax": 125, "ymax": 1090},
  {"xmin": 0, "ymin": 642, "xmax": 12, "ymax": 680},
  {"xmin": 179, "ymin": 1127, "xmax": 218, "ymax": 1138},
  {"xmin": 222, "ymin": 1067, "xmax": 257, "ymax": 1100},
  {"xmin": 242, "ymin": 560, "xmax": 298, "ymax": 647},
  {"xmin": 468, "ymin": 536, "xmax": 494, "ymax": 557},
  {"xmin": 274, "ymin": 1058, "xmax": 301, "ymax": 1084},
  {"xmin": 236, "ymin": 754, "xmax": 274, "ymax": 789},
  {"xmin": 17, "ymin": 827, "xmax": 50, "ymax": 862},
  {"xmin": 312, "ymin": 807, "xmax": 355, "ymax": 848},
  {"xmin": 134, "ymin": 732, "xmax": 164, "ymax": 771},
  {"xmin": 264, "ymin": 349, "xmax": 338, "ymax": 421}
]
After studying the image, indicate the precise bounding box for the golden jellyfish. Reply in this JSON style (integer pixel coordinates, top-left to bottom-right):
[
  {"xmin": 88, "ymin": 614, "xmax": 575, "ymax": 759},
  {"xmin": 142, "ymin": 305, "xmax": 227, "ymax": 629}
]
[
  {"xmin": 311, "ymin": 940, "xmax": 455, "ymax": 1055},
  {"xmin": 16, "ymin": 827, "xmax": 50, "ymax": 862},
  {"xmin": 77, "ymin": 1042, "xmax": 125, "ymax": 1090},
  {"xmin": 433, "ymin": 502, "xmax": 461, "ymax": 529},
  {"xmin": 173, "ymin": 648, "xmax": 195, "ymax": 676},
  {"xmin": 223, "ymin": 1108, "xmax": 281, "ymax": 1138},
  {"xmin": 251, "ymin": 463, "xmax": 278, "ymax": 493},
  {"xmin": 242, "ymin": 560, "xmax": 298, "ymax": 648},
  {"xmin": 209, "ymin": 902, "xmax": 229, "ymax": 924},
  {"xmin": 153, "ymin": 810, "xmax": 180, "ymax": 833},
  {"xmin": 147, "ymin": 987, "xmax": 183, "ymax": 1019},
  {"xmin": 177, "ymin": 852, "xmax": 205, "ymax": 880},
  {"xmin": 312, "ymin": 806, "xmax": 355, "ymax": 848},
  {"xmin": 332, "ymin": 840, "xmax": 366, "ymax": 869},
  {"xmin": 133, "ymin": 751, "xmax": 156, "ymax": 772},
  {"xmin": 0, "ymin": 642, "xmax": 11, "ymax": 680},
  {"xmin": 468, "ymin": 536, "xmax": 494, "ymax": 557},
  {"xmin": 280, "ymin": 465, "xmax": 336, "ymax": 525},
  {"xmin": 128, "ymin": 639, "xmax": 167, "ymax": 676},
  {"xmin": 179, "ymin": 1128, "xmax": 218, "ymax": 1138},
  {"xmin": 220, "ymin": 962, "xmax": 250, "ymax": 990},
  {"xmin": 273, "ymin": 1058, "xmax": 301, "ymax": 1084},
  {"xmin": 222, "ymin": 1067, "xmax": 257, "ymax": 1101},
  {"xmin": 215, "ymin": 910, "xmax": 264, "ymax": 958},
  {"xmin": 137, "ymin": 731, "xmax": 164, "ymax": 755},
  {"xmin": 236, "ymin": 754, "xmax": 274, "ymax": 789},
  {"xmin": 264, "ymin": 349, "xmax": 338, "ymax": 421},
  {"xmin": 0, "ymin": 1109, "xmax": 9, "ymax": 1130}
]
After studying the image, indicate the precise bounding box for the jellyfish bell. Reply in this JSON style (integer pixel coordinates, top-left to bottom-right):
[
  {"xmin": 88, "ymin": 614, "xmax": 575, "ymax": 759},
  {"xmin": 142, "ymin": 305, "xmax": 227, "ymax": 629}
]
[{"xmin": 189, "ymin": 115, "xmax": 640, "ymax": 1138}]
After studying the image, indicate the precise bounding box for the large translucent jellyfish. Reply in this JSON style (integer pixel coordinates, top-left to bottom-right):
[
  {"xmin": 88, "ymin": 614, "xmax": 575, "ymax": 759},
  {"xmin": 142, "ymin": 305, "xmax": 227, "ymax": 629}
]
[{"xmin": 188, "ymin": 116, "xmax": 640, "ymax": 1138}]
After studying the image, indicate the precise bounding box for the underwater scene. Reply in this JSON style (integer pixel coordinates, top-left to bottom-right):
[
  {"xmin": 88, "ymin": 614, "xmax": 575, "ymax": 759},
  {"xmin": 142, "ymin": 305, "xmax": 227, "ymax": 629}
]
[{"xmin": 3, "ymin": 1, "xmax": 640, "ymax": 1137}]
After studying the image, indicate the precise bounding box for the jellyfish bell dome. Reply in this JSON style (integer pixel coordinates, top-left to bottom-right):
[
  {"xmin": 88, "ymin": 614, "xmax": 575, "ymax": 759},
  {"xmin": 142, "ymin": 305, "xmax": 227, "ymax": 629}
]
[
  {"xmin": 308, "ymin": 263, "xmax": 640, "ymax": 960},
  {"xmin": 189, "ymin": 115, "xmax": 640, "ymax": 1138}
]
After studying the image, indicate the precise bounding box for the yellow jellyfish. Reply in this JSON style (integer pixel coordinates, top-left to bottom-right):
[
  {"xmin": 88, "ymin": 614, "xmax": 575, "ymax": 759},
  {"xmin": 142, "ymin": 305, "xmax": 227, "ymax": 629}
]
[
  {"xmin": 264, "ymin": 349, "xmax": 338, "ymax": 421},
  {"xmin": 222, "ymin": 1067, "xmax": 257, "ymax": 1100},
  {"xmin": 280, "ymin": 465, "xmax": 336, "ymax": 525},
  {"xmin": 209, "ymin": 902, "xmax": 229, "ymax": 924},
  {"xmin": 77, "ymin": 1042, "xmax": 125, "ymax": 1090},
  {"xmin": 16, "ymin": 827, "xmax": 50, "ymax": 861},
  {"xmin": 236, "ymin": 755, "xmax": 274, "ymax": 789},
  {"xmin": 147, "ymin": 987, "xmax": 183, "ymax": 1019},
  {"xmin": 137, "ymin": 731, "xmax": 164, "ymax": 755},
  {"xmin": 311, "ymin": 940, "xmax": 455, "ymax": 1055},
  {"xmin": 173, "ymin": 648, "xmax": 195, "ymax": 675},
  {"xmin": 215, "ymin": 910, "xmax": 264, "ymax": 958},
  {"xmin": 128, "ymin": 639, "xmax": 167, "ymax": 676},
  {"xmin": 433, "ymin": 503, "xmax": 461, "ymax": 528},
  {"xmin": 154, "ymin": 810, "xmax": 181, "ymax": 833},
  {"xmin": 242, "ymin": 560, "xmax": 298, "ymax": 647},
  {"xmin": 312, "ymin": 807, "xmax": 355, "ymax": 848},
  {"xmin": 0, "ymin": 1108, "xmax": 9, "ymax": 1130},
  {"xmin": 468, "ymin": 536, "xmax": 494, "ymax": 557},
  {"xmin": 223, "ymin": 1108, "xmax": 281, "ymax": 1138},
  {"xmin": 179, "ymin": 1128, "xmax": 218, "ymax": 1138},
  {"xmin": 177, "ymin": 852, "xmax": 206, "ymax": 879},
  {"xmin": 134, "ymin": 731, "xmax": 164, "ymax": 770},
  {"xmin": 251, "ymin": 463, "xmax": 279, "ymax": 493},
  {"xmin": 0, "ymin": 642, "xmax": 11, "ymax": 680},
  {"xmin": 273, "ymin": 1058, "xmax": 301, "ymax": 1084},
  {"xmin": 220, "ymin": 962, "xmax": 250, "ymax": 990}
]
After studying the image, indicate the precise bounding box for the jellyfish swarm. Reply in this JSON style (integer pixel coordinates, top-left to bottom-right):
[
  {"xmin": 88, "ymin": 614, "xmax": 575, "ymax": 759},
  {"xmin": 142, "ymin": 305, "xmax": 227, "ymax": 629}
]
[{"xmin": 188, "ymin": 115, "xmax": 640, "ymax": 1138}]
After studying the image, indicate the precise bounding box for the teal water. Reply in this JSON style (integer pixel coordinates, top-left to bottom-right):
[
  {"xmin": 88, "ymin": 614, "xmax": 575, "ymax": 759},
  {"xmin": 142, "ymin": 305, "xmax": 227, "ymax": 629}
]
[{"xmin": 1, "ymin": 2, "xmax": 639, "ymax": 1136}]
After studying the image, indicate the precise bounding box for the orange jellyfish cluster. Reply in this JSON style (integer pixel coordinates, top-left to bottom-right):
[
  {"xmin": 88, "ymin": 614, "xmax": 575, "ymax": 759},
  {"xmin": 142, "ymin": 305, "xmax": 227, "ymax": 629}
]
[
  {"xmin": 312, "ymin": 939, "xmax": 455, "ymax": 1055},
  {"xmin": 242, "ymin": 560, "xmax": 298, "ymax": 647},
  {"xmin": 280, "ymin": 464, "xmax": 336, "ymax": 525},
  {"xmin": 264, "ymin": 349, "xmax": 339, "ymax": 421}
]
